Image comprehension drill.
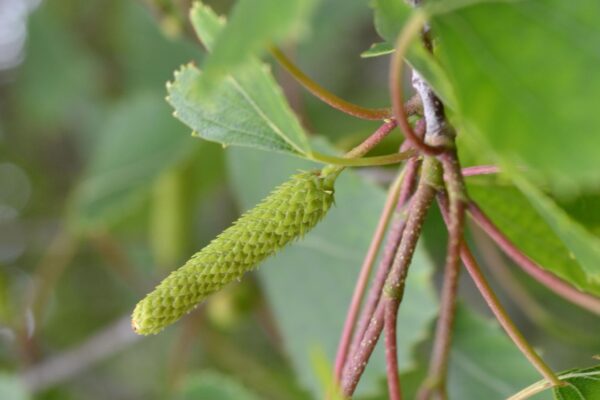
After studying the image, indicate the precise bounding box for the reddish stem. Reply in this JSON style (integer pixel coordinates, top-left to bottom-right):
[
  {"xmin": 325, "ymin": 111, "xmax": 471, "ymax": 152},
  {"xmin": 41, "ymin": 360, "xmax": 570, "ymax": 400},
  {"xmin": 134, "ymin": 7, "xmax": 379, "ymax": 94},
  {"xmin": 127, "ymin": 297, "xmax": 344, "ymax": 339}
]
[
  {"xmin": 385, "ymin": 299, "xmax": 403, "ymax": 400},
  {"xmin": 342, "ymin": 158, "xmax": 439, "ymax": 396},
  {"xmin": 468, "ymin": 202, "xmax": 600, "ymax": 315},
  {"xmin": 461, "ymin": 165, "xmax": 500, "ymax": 177},
  {"xmin": 459, "ymin": 244, "xmax": 562, "ymax": 386},
  {"xmin": 418, "ymin": 152, "xmax": 466, "ymax": 400},
  {"xmin": 333, "ymin": 164, "xmax": 406, "ymax": 383},
  {"xmin": 272, "ymin": 47, "xmax": 392, "ymax": 120},
  {"xmin": 332, "ymin": 121, "xmax": 424, "ymax": 386},
  {"xmin": 349, "ymin": 158, "xmax": 419, "ymax": 356},
  {"xmin": 345, "ymin": 120, "xmax": 398, "ymax": 159},
  {"xmin": 341, "ymin": 301, "xmax": 386, "ymax": 396}
]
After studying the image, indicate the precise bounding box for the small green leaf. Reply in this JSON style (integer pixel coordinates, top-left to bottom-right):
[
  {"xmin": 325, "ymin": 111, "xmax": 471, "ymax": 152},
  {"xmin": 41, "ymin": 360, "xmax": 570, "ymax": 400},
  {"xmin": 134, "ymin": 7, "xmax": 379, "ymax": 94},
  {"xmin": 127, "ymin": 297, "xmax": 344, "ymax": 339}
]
[
  {"xmin": 15, "ymin": 6, "xmax": 100, "ymax": 130},
  {"xmin": 70, "ymin": 93, "xmax": 194, "ymax": 232},
  {"xmin": 467, "ymin": 179, "xmax": 600, "ymax": 295},
  {"xmin": 167, "ymin": 3, "xmax": 311, "ymax": 157},
  {"xmin": 228, "ymin": 140, "xmax": 438, "ymax": 397},
  {"xmin": 432, "ymin": 0, "xmax": 600, "ymax": 192},
  {"xmin": 196, "ymin": 0, "xmax": 318, "ymax": 91},
  {"xmin": 360, "ymin": 42, "xmax": 394, "ymax": 58},
  {"xmin": 553, "ymin": 365, "xmax": 600, "ymax": 400},
  {"xmin": 176, "ymin": 371, "xmax": 260, "ymax": 400}
]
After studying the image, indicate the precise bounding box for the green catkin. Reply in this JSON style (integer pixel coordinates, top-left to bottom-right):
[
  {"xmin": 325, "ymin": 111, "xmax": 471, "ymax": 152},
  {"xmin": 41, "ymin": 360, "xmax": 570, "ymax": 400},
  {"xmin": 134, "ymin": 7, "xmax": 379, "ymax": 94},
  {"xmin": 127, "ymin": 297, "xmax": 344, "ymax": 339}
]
[{"xmin": 132, "ymin": 167, "xmax": 339, "ymax": 335}]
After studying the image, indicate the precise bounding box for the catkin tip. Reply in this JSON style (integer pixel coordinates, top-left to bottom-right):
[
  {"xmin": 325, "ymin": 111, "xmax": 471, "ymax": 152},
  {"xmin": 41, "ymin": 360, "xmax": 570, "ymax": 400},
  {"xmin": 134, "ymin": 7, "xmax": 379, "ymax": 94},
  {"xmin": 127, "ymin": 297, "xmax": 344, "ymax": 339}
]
[{"xmin": 131, "ymin": 318, "xmax": 141, "ymax": 335}]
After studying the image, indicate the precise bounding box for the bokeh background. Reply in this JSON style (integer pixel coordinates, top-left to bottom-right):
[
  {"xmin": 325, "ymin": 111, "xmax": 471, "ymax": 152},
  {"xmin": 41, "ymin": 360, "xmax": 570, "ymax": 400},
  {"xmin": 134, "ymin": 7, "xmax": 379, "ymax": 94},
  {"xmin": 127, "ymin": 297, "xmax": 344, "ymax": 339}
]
[{"xmin": 1, "ymin": 1, "xmax": 599, "ymax": 399}]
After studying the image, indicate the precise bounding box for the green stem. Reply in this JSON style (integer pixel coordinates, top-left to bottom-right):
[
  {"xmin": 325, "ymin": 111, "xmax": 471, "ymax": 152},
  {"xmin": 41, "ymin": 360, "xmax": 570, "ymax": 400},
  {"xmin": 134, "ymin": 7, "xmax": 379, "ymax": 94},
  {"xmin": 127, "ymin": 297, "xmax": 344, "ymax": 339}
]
[
  {"xmin": 310, "ymin": 149, "xmax": 416, "ymax": 168},
  {"xmin": 506, "ymin": 379, "xmax": 555, "ymax": 400}
]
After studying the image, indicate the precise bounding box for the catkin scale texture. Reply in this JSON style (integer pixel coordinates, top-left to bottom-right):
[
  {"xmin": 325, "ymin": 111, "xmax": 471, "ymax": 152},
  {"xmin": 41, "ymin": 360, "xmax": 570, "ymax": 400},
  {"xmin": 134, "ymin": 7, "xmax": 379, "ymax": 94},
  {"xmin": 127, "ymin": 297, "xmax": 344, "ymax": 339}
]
[{"xmin": 132, "ymin": 170, "xmax": 336, "ymax": 335}]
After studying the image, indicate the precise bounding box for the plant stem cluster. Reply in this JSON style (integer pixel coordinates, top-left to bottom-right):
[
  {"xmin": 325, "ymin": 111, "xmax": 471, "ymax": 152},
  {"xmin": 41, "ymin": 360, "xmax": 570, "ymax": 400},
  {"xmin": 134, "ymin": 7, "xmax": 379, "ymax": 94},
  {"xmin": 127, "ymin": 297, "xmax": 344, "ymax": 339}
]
[{"xmin": 272, "ymin": 3, "xmax": 600, "ymax": 398}]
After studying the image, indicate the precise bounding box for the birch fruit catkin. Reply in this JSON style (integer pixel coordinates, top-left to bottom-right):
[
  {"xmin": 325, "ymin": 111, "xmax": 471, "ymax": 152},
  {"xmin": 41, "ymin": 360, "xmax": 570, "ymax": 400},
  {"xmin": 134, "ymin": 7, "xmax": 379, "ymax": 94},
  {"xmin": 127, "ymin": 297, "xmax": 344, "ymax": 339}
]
[{"xmin": 132, "ymin": 167, "xmax": 339, "ymax": 335}]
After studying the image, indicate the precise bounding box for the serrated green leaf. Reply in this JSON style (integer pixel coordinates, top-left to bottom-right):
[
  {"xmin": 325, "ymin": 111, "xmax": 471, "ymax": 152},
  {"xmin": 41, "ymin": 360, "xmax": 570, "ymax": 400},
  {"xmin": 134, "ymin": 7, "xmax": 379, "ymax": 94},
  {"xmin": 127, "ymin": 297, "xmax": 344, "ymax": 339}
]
[
  {"xmin": 15, "ymin": 6, "xmax": 100, "ymax": 131},
  {"xmin": 176, "ymin": 371, "xmax": 260, "ymax": 400},
  {"xmin": 195, "ymin": 0, "xmax": 318, "ymax": 92},
  {"xmin": 510, "ymin": 364, "xmax": 600, "ymax": 400},
  {"xmin": 513, "ymin": 176, "xmax": 600, "ymax": 284},
  {"xmin": 70, "ymin": 93, "xmax": 194, "ymax": 232},
  {"xmin": 227, "ymin": 139, "xmax": 437, "ymax": 397},
  {"xmin": 467, "ymin": 179, "xmax": 600, "ymax": 296},
  {"xmin": 553, "ymin": 365, "xmax": 600, "ymax": 400},
  {"xmin": 432, "ymin": 0, "xmax": 600, "ymax": 192},
  {"xmin": 166, "ymin": 3, "xmax": 311, "ymax": 156}
]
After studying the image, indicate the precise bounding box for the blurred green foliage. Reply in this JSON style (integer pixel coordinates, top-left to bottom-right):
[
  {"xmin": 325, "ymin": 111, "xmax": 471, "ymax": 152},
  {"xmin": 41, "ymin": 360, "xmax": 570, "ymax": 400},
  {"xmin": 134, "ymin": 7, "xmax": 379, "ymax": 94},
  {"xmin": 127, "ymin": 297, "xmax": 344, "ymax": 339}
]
[{"xmin": 1, "ymin": 0, "xmax": 600, "ymax": 399}]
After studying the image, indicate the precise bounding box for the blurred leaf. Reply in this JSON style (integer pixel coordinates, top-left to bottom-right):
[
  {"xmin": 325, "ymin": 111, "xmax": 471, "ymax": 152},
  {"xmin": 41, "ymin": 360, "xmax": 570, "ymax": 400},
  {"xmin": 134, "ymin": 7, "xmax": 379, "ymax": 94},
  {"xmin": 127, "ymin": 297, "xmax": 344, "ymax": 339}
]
[
  {"xmin": 70, "ymin": 92, "xmax": 195, "ymax": 232},
  {"xmin": 513, "ymin": 176, "xmax": 600, "ymax": 284},
  {"xmin": 150, "ymin": 167, "xmax": 188, "ymax": 268},
  {"xmin": 176, "ymin": 370, "xmax": 260, "ymax": 400},
  {"xmin": 558, "ymin": 193, "xmax": 600, "ymax": 238},
  {"xmin": 370, "ymin": 1, "xmax": 455, "ymax": 107},
  {"xmin": 149, "ymin": 142, "xmax": 226, "ymax": 268},
  {"xmin": 115, "ymin": 1, "xmax": 199, "ymax": 92},
  {"xmin": 16, "ymin": 5, "xmax": 100, "ymax": 130},
  {"xmin": 227, "ymin": 140, "xmax": 437, "ymax": 397},
  {"xmin": 449, "ymin": 306, "xmax": 548, "ymax": 400},
  {"xmin": 198, "ymin": 325, "xmax": 311, "ymax": 400},
  {"xmin": 308, "ymin": 346, "xmax": 342, "ymax": 400},
  {"xmin": 432, "ymin": 0, "xmax": 600, "ymax": 192},
  {"xmin": 0, "ymin": 374, "xmax": 29, "ymax": 400},
  {"xmin": 166, "ymin": 3, "xmax": 311, "ymax": 156},
  {"xmin": 371, "ymin": 0, "xmax": 411, "ymax": 44},
  {"xmin": 552, "ymin": 365, "xmax": 600, "ymax": 400},
  {"xmin": 467, "ymin": 179, "xmax": 600, "ymax": 295},
  {"xmin": 196, "ymin": 0, "xmax": 318, "ymax": 91},
  {"xmin": 296, "ymin": 0, "xmax": 374, "ymax": 105}
]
